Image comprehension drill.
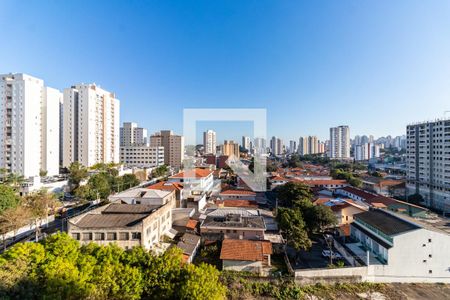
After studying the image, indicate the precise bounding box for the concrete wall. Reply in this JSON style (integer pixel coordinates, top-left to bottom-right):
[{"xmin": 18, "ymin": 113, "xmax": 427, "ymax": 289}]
[{"xmin": 223, "ymin": 259, "xmax": 263, "ymax": 273}]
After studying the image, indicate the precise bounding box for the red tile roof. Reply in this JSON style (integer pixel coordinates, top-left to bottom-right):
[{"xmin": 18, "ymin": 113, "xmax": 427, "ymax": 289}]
[
  {"xmin": 186, "ymin": 219, "xmax": 198, "ymax": 230},
  {"xmin": 216, "ymin": 199, "xmax": 258, "ymax": 208},
  {"xmin": 170, "ymin": 169, "xmax": 213, "ymax": 179},
  {"xmin": 147, "ymin": 181, "xmax": 183, "ymax": 191},
  {"xmin": 220, "ymin": 189, "xmax": 256, "ymax": 196},
  {"xmin": 220, "ymin": 239, "xmax": 272, "ymax": 261},
  {"xmin": 297, "ymin": 179, "xmax": 347, "ymax": 186}
]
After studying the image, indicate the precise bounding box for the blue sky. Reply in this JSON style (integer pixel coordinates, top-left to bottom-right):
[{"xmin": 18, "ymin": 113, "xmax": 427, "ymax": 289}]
[{"xmin": 1, "ymin": 1, "xmax": 450, "ymax": 143}]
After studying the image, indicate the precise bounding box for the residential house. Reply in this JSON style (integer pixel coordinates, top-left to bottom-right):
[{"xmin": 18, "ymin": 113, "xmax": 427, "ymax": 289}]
[{"xmin": 220, "ymin": 239, "xmax": 272, "ymax": 274}]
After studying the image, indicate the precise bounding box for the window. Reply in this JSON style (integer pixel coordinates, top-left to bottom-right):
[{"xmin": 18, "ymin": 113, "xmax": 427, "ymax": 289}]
[
  {"xmin": 429, "ymin": 270, "xmax": 433, "ymax": 274},
  {"xmin": 119, "ymin": 232, "xmax": 129, "ymax": 240},
  {"xmin": 132, "ymin": 232, "xmax": 141, "ymax": 240},
  {"xmin": 82, "ymin": 232, "xmax": 93, "ymax": 240},
  {"xmin": 94, "ymin": 232, "xmax": 105, "ymax": 240},
  {"xmin": 429, "ymin": 254, "xmax": 432, "ymax": 258},
  {"xmin": 107, "ymin": 232, "xmax": 117, "ymax": 240},
  {"xmin": 428, "ymin": 239, "xmax": 432, "ymax": 243},
  {"xmin": 71, "ymin": 233, "xmax": 80, "ymax": 240}
]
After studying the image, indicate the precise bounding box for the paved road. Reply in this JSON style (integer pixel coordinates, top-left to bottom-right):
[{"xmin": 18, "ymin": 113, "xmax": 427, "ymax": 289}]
[{"xmin": 1, "ymin": 202, "xmax": 105, "ymax": 252}]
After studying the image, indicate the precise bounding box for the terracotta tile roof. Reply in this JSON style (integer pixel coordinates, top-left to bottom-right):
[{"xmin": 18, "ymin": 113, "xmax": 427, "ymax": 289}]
[
  {"xmin": 147, "ymin": 181, "xmax": 183, "ymax": 191},
  {"xmin": 313, "ymin": 197, "xmax": 332, "ymax": 205},
  {"xmin": 270, "ymin": 175, "xmax": 287, "ymax": 181},
  {"xmin": 216, "ymin": 199, "xmax": 258, "ymax": 208},
  {"xmin": 297, "ymin": 179, "xmax": 347, "ymax": 186},
  {"xmin": 220, "ymin": 189, "xmax": 256, "ymax": 196},
  {"xmin": 220, "ymin": 239, "xmax": 272, "ymax": 261},
  {"xmin": 170, "ymin": 168, "xmax": 213, "ymax": 179},
  {"xmin": 186, "ymin": 219, "xmax": 198, "ymax": 230}
]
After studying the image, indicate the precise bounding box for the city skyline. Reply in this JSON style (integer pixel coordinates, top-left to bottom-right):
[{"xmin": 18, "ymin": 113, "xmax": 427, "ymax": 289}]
[{"xmin": 2, "ymin": 1, "xmax": 450, "ymax": 141}]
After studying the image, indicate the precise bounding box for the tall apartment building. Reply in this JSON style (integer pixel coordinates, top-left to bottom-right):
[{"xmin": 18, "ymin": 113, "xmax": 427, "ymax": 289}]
[
  {"xmin": 253, "ymin": 137, "xmax": 266, "ymax": 155},
  {"xmin": 289, "ymin": 140, "xmax": 297, "ymax": 154},
  {"xmin": 63, "ymin": 84, "xmax": 120, "ymax": 168},
  {"xmin": 297, "ymin": 136, "xmax": 322, "ymax": 156},
  {"xmin": 120, "ymin": 146, "xmax": 164, "ymax": 168},
  {"xmin": 150, "ymin": 130, "xmax": 184, "ymax": 168},
  {"xmin": 270, "ymin": 136, "xmax": 283, "ymax": 156},
  {"xmin": 406, "ymin": 119, "xmax": 450, "ymax": 211},
  {"xmin": 203, "ymin": 130, "xmax": 216, "ymax": 154},
  {"xmin": 242, "ymin": 136, "xmax": 251, "ymax": 151},
  {"xmin": 220, "ymin": 140, "xmax": 240, "ymax": 158},
  {"xmin": 354, "ymin": 143, "xmax": 380, "ymax": 161},
  {"xmin": 120, "ymin": 122, "xmax": 148, "ymax": 146},
  {"xmin": 0, "ymin": 73, "xmax": 61, "ymax": 177},
  {"xmin": 329, "ymin": 126, "xmax": 350, "ymax": 159}
]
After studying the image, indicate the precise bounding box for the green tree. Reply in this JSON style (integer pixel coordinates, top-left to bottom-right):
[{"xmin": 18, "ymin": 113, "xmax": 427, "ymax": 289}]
[
  {"xmin": 313, "ymin": 205, "xmax": 337, "ymax": 232},
  {"xmin": 4, "ymin": 173, "xmax": 25, "ymax": 191},
  {"xmin": 87, "ymin": 173, "xmax": 112, "ymax": 200},
  {"xmin": 407, "ymin": 193, "xmax": 424, "ymax": 205},
  {"xmin": 23, "ymin": 190, "xmax": 61, "ymax": 241},
  {"xmin": 152, "ymin": 165, "xmax": 168, "ymax": 178},
  {"xmin": 0, "ymin": 205, "xmax": 31, "ymax": 250},
  {"xmin": 119, "ymin": 174, "xmax": 140, "ymax": 191},
  {"xmin": 0, "ymin": 184, "xmax": 20, "ymax": 214},
  {"xmin": 275, "ymin": 182, "xmax": 313, "ymax": 207},
  {"xmin": 178, "ymin": 263, "xmax": 226, "ymax": 300},
  {"xmin": 68, "ymin": 162, "xmax": 88, "ymax": 189},
  {"xmin": 276, "ymin": 207, "xmax": 312, "ymax": 251}
]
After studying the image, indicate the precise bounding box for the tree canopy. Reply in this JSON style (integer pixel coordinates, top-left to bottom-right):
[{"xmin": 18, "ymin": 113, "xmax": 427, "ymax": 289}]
[
  {"xmin": 0, "ymin": 185, "xmax": 20, "ymax": 214},
  {"xmin": 0, "ymin": 233, "xmax": 226, "ymax": 300}
]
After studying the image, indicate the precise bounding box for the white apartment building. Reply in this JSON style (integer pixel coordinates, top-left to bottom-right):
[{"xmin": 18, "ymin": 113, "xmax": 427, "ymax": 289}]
[
  {"xmin": 150, "ymin": 130, "xmax": 184, "ymax": 168},
  {"xmin": 406, "ymin": 119, "xmax": 450, "ymax": 212},
  {"xmin": 355, "ymin": 143, "xmax": 381, "ymax": 161},
  {"xmin": 120, "ymin": 145, "xmax": 164, "ymax": 168},
  {"xmin": 63, "ymin": 84, "xmax": 120, "ymax": 168},
  {"xmin": 270, "ymin": 136, "xmax": 283, "ymax": 156},
  {"xmin": 289, "ymin": 140, "xmax": 297, "ymax": 154},
  {"xmin": 242, "ymin": 136, "xmax": 251, "ymax": 151},
  {"xmin": 0, "ymin": 73, "xmax": 61, "ymax": 177},
  {"xmin": 120, "ymin": 122, "xmax": 148, "ymax": 146},
  {"xmin": 330, "ymin": 125, "xmax": 350, "ymax": 159},
  {"xmin": 203, "ymin": 129, "xmax": 217, "ymax": 154}
]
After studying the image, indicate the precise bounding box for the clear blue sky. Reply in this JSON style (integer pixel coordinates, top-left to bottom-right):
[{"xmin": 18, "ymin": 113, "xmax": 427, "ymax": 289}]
[{"xmin": 2, "ymin": 0, "xmax": 450, "ymax": 142}]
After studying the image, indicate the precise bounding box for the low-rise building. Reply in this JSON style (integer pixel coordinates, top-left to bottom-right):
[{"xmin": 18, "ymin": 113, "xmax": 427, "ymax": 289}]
[
  {"xmin": 220, "ymin": 239, "xmax": 272, "ymax": 274},
  {"xmin": 68, "ymin": 200, "xmax": 174, "ymax": 250},
  {"xmin": 177, "ymin": 233, "xmax": 201, "ymax": 263},
  {"xmin": 147, "ymin": 181, "xmax": 184, "ymax": 207},
  {"xmin": 120, "ymin": 145, "xmax": 164, "ymax": 168},
  {"xmin": 219, "ymin": 189, "xmax": 257, "ymax": 201},
  {"xmin": 109, "ymin": 188, "xmax": 176, "ymax": 206},
  {"xmin": 348, "ymin": 209, "xmax": 450, "ymax": 282},
  {"xmin": 200, "ymin": 211, "xmax": 266, "ymax": 241}
]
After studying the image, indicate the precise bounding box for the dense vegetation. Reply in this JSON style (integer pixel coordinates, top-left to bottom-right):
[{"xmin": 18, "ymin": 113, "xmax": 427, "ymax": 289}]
[
  {"xmin": 0, "ymin": 233, "xmax": 226, "ymax": 300},
  {"xmin": 275, "ymin": 182, "xmax": 336, "ymax": 251},
  {"xmin": 69, "ymin": 162, "xmax": 140, "ymax": 201}
]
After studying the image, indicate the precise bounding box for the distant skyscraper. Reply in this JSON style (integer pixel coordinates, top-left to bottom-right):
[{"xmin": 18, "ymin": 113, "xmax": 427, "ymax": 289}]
[
  {"xmin": 203, "ymin": 130, "xmax": 217, "ymax": 154},
  {"xmin": 253, "ymin": 137, "xmax": 266, "ymax": 154},
  {"xmin": 0, "ymin": 73, "xmax": 61, "ymax": 177},
  {"xmin": 289, "ymin": 140, "xmax": 297, "ymax": 154},
  {"xmin": 329, "ymin": 126, "xmax": 350, "ymax": 159},
  {"xmin": 150, "ymin": 130, "xmax": 184, "ymax": 168},
  {"xmin": 120, "ymin": 122, "xmax": 148, "ymax": 146},
  {"xmin": 220, "ymin": 140, "xmax": 240, "ymax": 158},
  {"xmin": 406, "ymin": 119, "xmax": 450, "ymax": 212},
  {"xmin": 270, "ymin": 136, "xmax": 283, "ymax": 156},
  {"xmin": 308, "ymin": 136, "xmax": 319, "ymax": 154},
  {"xmin": 63, "ymin": 83, "xmax": 120, "ymax": 168},
  {"xmin": 242, "ymin": 136, "xmax": 251, "ymax": 151},
  {"xmin": 354, "ymin": 143, "xmax": 380, "ymax": 161},
  {"xmin": 298, "ymin": 137, "xmax": 309, "ymax": 155}
]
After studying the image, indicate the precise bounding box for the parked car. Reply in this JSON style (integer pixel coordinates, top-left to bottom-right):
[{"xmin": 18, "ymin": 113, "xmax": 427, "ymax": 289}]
[{"xmin": 321, "ymin": 250, "xmax": 342, "ymax": 259}]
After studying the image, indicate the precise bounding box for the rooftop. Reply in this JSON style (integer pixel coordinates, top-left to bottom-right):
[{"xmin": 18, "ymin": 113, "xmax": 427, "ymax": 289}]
[
  {"xmin": 177, "ymin": 233, "xmax": 201, "ymax": 256},
  {"xmin": 202, "ymin": 214, "xmax": 265, "ymax": 229},
  {"xmin": 111, "ymin": 188, "xmax": 172, "ymax": 199},
  {"xmin": 219, "ymin": 189, "xmax": 257, "ymax": 196},
  {"xmin": 147, "ymin": 181, "xmax": 183, "ymax": 191},
  {"xmin": 220, "ymin": 239, "xmax": 272, "ymax": 261},
  {"xmin": 170, "ymin": 169, "xmax": 213, "ymax": 179},
  {"xmin": 338, "ymin": 186, "xmax": 378, "ymax": 200},
  {"xmin": 355, "ymin": 209, "xmax": 420, "ymax": 236}
]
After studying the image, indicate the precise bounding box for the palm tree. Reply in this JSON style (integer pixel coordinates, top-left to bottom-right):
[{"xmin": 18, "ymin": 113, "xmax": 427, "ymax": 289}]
[{"xmin": 5, "ymin": 173, "xmax": 25, "ymax": 191}]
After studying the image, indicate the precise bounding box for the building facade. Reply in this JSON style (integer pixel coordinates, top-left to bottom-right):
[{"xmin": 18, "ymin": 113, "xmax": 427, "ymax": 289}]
[
  {"xmin": 330, "ymin": 125, "xmax": 350, "ymax": 159},
  {"xmin": 406, "ymin": 119, "xmax": 450, "ymax": 211},
  {"xmin": 63, "ymin": 84, "xmax": 120, "ymax": 168},
  {"xmin": 120, "ymin": 122, "xmax": 148, "ymax": 146},
  {"xmin": 150, "ymin": 130, "xmax": 184, "ymax": 168},
  {"xmin": 220, "ymin": 140, "xmax": 240, "ymax": 158},
  {"xmin": 0, "ymin": 73, "xmax": 61, "ymax": 177},
  {"xmin": 120, "ymin": 145, "xmax": 164, "ymax": 168},
  {"xmin": 203, "ymin": 129, "xmax": 216, "ymax": 154}
]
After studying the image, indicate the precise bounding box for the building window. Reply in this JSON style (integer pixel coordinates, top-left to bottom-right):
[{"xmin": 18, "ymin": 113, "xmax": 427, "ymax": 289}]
[
  {"xmin": 429, "ymin": 270, "xmax": 432, "ymax": 274},
  {"xmin": 94, "ymin": 232, "xmax": 105, "ymax": 240},
  {"xmin": 71, "ymin": 233, "xmax": 80, "ymax": 240},
  {"xmin": 82, "ymin": 232, "xmax": 92, "ymax": 240},
  {"xmin": 429, "ymin": 254, "xmax": 432, "ymax": 258},
  {"xmin": 428, "ymin": 238, "xmax": 432, "ymax": 243},
  {"xmin": 119, "ymin": 232, "xmax": 129, "ymax": 240},
  {"xmin": 131, "ymin": 232, "xmax": 141, "ymax": 240},
  {"xmin": 107, "ymin": 232, "xmax": 117, "ymax": 240}
]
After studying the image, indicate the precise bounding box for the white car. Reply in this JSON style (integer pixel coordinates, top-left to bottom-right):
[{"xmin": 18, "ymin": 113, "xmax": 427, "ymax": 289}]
[{"xmin": 322, "ymin": 250, "xmax": 343, "ymax": 259}]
